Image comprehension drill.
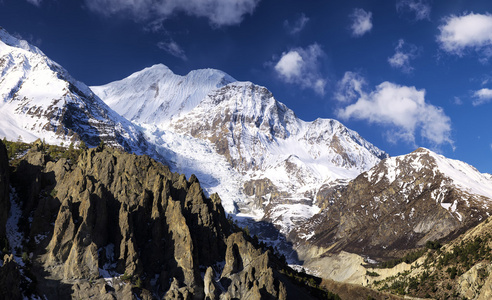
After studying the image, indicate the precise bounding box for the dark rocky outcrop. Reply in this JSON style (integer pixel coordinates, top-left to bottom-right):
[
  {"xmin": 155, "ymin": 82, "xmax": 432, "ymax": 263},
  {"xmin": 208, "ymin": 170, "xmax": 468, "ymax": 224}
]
[
  {"xmin": 0, "ymin": 140, "xmax": 9, "ymax": 241},
  {"xmin": 2, "ymin": 144, "xmax": 323, "ymax": 299},
  {"xmin": 0, "ymin": 254, "xmax": 22, "ymax": 299}
]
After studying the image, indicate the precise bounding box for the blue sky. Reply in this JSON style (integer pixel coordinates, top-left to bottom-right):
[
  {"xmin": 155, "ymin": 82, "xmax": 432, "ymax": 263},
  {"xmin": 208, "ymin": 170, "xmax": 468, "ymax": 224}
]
[{"xmin": 1, "ymin": 0, "xmax": 492, "ymax": 173}]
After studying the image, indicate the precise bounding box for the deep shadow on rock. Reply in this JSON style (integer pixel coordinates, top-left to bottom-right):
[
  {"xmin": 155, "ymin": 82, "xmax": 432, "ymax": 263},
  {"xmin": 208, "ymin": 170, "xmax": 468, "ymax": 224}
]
[{"xmin": 1, "ymin": 143, "xmax": 329, "ymax": 299}]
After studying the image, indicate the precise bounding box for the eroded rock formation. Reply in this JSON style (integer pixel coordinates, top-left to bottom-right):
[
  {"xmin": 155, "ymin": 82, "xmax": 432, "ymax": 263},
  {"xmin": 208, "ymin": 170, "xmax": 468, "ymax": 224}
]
[{"xmin": 0, "ymin": 141, "xmax": 321, "ymax": 299}]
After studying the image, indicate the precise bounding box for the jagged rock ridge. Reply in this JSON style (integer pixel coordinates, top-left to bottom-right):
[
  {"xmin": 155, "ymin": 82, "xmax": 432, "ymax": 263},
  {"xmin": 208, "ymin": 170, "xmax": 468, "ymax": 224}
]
[{"xmin": 0, "ymin": 140, "xmax": 327, "ymax": 299}]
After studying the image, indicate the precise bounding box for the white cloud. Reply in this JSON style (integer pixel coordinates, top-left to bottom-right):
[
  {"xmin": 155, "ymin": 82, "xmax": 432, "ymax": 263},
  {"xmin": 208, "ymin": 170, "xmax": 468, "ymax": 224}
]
[
  {"xmin": 157, "ymin": 40, "xmax": 187, "ymax": 60},
  {"xmin": 472, "ymin": 88, "xmax": 492, "ymax": 105},
  {"xmin": 334, "ymin": 71, "xmax": 367, "ymax": 103},
  {"xmin": 349, "ymin": 8, "xmax": 372, "ymax": 37},
  {"xmin": 26, "ymin": 0, "xmax": 42, "ymax": 6},
  {"xmin": 284, "ymin": 13, "xmax": 310, "ymax": 35},
  {"xmin": 388, "ymin": 39, "xmax": 419, "ymax": 73},
  {"xmin": 336, "ymin": 73, "xmax": 452, "ymax": 146},
  {"xmin": 275, "ymin": 51, "xmax": 303, "ymax": 79},
  {"xmin": 396, "ymin": 0, "xmax": 431, "ymax": 21},
  {"xmin": 273, "ymin": 44, "xmax": 326, "ymax": 95},
  {"xmin": 437, "ymin": 13, "xmax": 492, "ymax": 61},
  {"xmin": 84, "ymin": 0, "xmax": 260, "ymax": 27}
]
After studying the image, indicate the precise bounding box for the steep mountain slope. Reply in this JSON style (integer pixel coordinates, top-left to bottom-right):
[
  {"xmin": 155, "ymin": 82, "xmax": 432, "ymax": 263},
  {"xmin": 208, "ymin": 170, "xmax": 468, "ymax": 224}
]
[
  {"xmin": 296, "ymin": 148, "xmax": 492, "ymax": 272},
  {"xmin": 0, "ymin": 140, "xmax": 339, "ymax": 299},
  {"xmin": 0, "ymin": 28, "xmax": 151, "ymax": 154},
  {"xmin": 367, "ymin": 214, "xmax": 492, "ymax": 299},
  {"xmin": 170, "ymin": 82, "xmax": 388, "ymax": 230},
  {"xmin": 93, "ymin": 70, "xmax": 388, "ymax": 241}
]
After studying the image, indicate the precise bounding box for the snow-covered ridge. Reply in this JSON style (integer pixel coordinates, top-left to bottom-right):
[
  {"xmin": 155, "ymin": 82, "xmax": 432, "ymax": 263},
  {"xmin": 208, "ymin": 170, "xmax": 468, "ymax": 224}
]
[
  {"xmin": 0, "ymin": 27, "xmax": 149, "ymax": 155},
  {"xmin": 90, "ymin": 64, "xmax": 236, "ymax": 126},
  {"xmin": 424, "ymin": 148, "xmax": 492, "ymax": 199},
  {"xmin": 175, "ymin": 81, "xmax": 387, "ymax": 174},
  {"xmin": 0, "ymin": 27, "xmax": 44, "ymax": 56},
  {"xmin": 366, "ymin": 147, "xmax": 492, "ymax": 200}
]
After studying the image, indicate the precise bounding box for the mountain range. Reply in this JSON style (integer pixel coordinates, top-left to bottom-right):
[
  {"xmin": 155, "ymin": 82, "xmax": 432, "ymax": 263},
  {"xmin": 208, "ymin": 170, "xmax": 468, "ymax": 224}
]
[{"xmin": 2, "ymin": 26, "xmax": 492, "ymax": 299}]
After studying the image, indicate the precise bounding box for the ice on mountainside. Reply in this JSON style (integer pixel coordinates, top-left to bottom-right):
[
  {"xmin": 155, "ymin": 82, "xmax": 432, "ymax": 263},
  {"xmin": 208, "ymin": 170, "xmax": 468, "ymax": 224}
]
[
  {"xmin": 0, "ymin": 27, "xmax": 151, "ymax": 155},
  {"xmin": 93, "ymin": 66, "xmax": 389, "ymax": 236}
]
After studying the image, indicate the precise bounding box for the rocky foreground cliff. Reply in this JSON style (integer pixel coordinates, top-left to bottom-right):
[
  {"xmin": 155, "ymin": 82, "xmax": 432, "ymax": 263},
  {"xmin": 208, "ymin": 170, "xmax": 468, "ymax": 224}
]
[{"xmin": 0, "ymin": 140, "xmax": 338, "ymax": 300}]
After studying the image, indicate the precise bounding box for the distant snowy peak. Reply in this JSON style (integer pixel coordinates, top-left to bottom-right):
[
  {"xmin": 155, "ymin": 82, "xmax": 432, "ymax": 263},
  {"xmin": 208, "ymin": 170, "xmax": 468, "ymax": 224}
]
[
  {"xmin": 300, "ymin": 147, "xmax": 492, "ymax": 255},
  {"xmin": 0, "ymin": 27, "xmax": 150, "ymax": 154},
  {"xmin": 366, "ymin": 147, "xmax": 492, "ymax": 200},
  {"xmin": 174, "ymin": 81, "xmax": 388, "ymax": 174},
  {"xmin": 91, "ymin": 64, "xmax": 236, "ymax": 125}
]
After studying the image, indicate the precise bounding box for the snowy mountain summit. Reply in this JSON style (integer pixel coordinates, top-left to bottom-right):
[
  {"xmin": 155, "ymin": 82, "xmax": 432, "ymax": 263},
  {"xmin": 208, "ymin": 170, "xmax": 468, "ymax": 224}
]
[
  {"xmin": 92, "ymin": 65, "xmax": 388, "ymax": 236},
  {"xmin": 91, "ymin": 64, "xmax": 236, "ymax": 126},
  {"xmin": 0, "ymin": 27, "xmax": 150, "ymax": 153}
]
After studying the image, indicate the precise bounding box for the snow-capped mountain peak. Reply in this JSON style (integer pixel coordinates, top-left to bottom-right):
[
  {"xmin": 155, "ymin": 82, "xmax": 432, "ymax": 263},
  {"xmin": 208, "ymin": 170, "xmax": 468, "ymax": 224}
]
[
  {"xmin": 366, "ymin": 147, "xmax": 492, "ymax": 199},
  {"xmin": 0, "ymin": 27, "xmax": 44, "ymax": 56},
  {"xmin": 173, "ymin": 81, "xmax": 387, "ymax": 174},
  {"xmin": 0, "ymin": 27, "xmax": 151, "ymax": 155},
  {"xmin": 92, "ymin": 64, "xmax": 390, "ymax": 239},
  {"xmin": 90, "ymin": 63, "xmax": 236, "ymax": 126}
]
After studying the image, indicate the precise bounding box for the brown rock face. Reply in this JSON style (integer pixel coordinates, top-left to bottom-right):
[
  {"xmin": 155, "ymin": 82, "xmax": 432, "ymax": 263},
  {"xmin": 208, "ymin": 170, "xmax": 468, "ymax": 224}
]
[
  {"xmin": 220, "ymin": 232, "xmax": 287, "ymax": 300},
  {"xmin": 7, "ymin": 146, "xmax": 318, "ymax": 299},
  {"xmin": 299, "ymin": 148, "xmax": 492, "ymax": 259}
]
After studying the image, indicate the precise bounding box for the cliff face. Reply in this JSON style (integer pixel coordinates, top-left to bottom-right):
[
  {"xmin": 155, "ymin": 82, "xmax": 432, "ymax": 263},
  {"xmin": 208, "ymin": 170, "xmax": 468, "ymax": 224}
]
[{"xmin": 0, "ymin": 141, "xmax": 321, "ymax": 299}]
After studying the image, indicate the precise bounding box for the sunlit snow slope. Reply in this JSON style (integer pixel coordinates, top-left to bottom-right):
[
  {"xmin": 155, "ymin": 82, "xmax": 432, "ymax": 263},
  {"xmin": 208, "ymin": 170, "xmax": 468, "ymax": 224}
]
[
  {"xmin": 91, "ymin": 64, "xmax": 235, "ymax": 126},
  {"xmin": 93, "ymin": 65, "xmax": 388, "ymax": 234},
  {"xmin": 0, "ymin": 27, "xmax": 150, "ymax": 154}
]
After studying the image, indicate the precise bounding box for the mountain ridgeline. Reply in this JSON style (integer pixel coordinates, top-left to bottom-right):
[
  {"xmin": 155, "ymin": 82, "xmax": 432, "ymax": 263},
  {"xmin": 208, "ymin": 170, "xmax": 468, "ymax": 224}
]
[{"xmin": 0, "ymin": 140, "xmax": 339, "ymax": 299}]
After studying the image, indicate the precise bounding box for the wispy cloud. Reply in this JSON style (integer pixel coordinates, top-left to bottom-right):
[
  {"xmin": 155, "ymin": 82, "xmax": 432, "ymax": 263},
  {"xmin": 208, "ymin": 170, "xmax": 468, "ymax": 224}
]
[
  {"xmin": 26, "ymin": 0, "xmax": 42, "ymax": 6},
  {"xmin": 349, "ymin": 8, "xmax": 372, "ymax": 37},
  {"xmin": 284, "ymin": 13, "xmax": 309, "ymax": 35},
  {"xmin": 84, "ymin": 0, "xmax": 260, "ymax": 27},
  {"xmin": 437, "ymin": 12, "xmax": 492, "ymax": 62},
  {"xmin": 334, "ymin": 71, "xmax": 367, "ymax": 103},
  {"xmin": 273, "ymin": 44, "xmax": 326, "ymax": 95},
  {"xmin": 396, "ymin": 0, "xmax": 431, "ymax": 21},
  {"xmin": 157, "ymin": 39, "xmax": 187, "ymax": 60},
  {"xmin": 388, "ymin": 39, "xmax": 420, "ymax": 73},
  {"xmin": 336, "ymin": 72, "xmax": 453, "ymax": 146},
  {"xmin": 13, "ymin": 32, "xmax": 42, "ymax": 47},
  {"xmin": 472, "ymin": 88, "xmax": 492, "ymax": 105}
]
